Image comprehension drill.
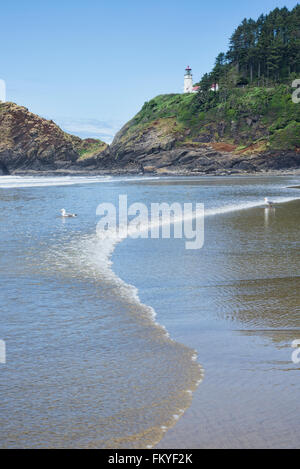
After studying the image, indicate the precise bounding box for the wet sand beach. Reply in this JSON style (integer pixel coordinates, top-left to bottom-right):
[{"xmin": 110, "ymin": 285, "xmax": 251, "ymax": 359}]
[{"xmin": 0, "ymin": 175, "xmax": 299, "ymax": 448}]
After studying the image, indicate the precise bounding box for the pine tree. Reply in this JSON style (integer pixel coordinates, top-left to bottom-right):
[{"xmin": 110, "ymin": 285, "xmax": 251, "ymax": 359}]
[{"xmin": 199, "ymin": 4, "xmax": 300, "ymax": 88}]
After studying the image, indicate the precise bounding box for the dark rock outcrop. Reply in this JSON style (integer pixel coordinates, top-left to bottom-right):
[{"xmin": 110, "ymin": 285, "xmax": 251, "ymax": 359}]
[
  {"xmin": 107, "ymin": 117, "xmax": 300, "ymax": 175},
  {"xmin": 0, "ymin": 102, "xmax": 107, "ymax": 174},
  {"xmin": 1, "ymin": 101, "xmax": 299, "ymax": 176}
]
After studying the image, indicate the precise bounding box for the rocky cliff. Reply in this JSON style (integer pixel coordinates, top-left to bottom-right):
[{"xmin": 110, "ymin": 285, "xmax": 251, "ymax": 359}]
[
  {"xmin": 0, "ymin": 102, "xmax": 108, "ymax": 174},
  {"xmin": 108, "ymin": 88, "xmax": 300, "ymax": 175},
  {"xmin": 1, "ymin": 85, "xmax": 299, "ymax": 176}
]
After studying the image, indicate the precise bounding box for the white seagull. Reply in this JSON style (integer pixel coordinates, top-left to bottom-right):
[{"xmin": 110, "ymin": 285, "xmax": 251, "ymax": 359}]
[
  {"xmin": 60, "ymin": 208, "xmax": 77, "ymax": 218},
  {"xmin": 264, "ymin": 197, "xmax": 274, "ymax": 208}
]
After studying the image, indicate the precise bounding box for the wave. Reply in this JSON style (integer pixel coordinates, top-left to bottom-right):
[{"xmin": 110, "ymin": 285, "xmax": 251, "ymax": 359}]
[
  {"xmin": 96, "ymin": 195, "xmax": 300, "ymax": 243},
  {"xmin": 70, "ymin": 194, "xmax": 300, "ymax": 356},
  {"xmin": 205, "ymin": 195, "xmax": 300, "ymax": 216},
  {"xmin": 0, "ymin": 175, "xmax": 162, "ymax": 189},
  {"xmin": 47, "ymin": 222, "xmax": 204, "ymax": 448},
  {"xmin": 0, "ymin": 175, "xmax": 112, "ymax": 188},
  {"xmin": 45, "ymin": 192, "xmax": 299, "ymax": 447}
]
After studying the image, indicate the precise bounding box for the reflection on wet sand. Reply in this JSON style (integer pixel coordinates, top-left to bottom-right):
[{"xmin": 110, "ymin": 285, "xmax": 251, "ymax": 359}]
[
  {"xmin": 264, "ymin": 207, "xmax": 276, "ymax": 227},
  {"xmin": 154, "ymin": 194, "xmax": 300, "ymax": 448}
]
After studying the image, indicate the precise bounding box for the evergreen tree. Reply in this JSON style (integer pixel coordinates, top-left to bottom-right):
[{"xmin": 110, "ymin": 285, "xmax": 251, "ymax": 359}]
[{"xmin": 206, "ymin": 4, "xmax": 300, "ymax": 87}]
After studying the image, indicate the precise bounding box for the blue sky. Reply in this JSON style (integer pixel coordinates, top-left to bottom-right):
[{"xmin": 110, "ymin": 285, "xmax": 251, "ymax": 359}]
[{"xmin": 1, "ymin": 0, "xmax": 298, "ymax": 142}]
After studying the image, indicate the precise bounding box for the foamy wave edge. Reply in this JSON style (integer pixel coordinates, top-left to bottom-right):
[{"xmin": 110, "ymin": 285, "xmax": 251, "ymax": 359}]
[
  {"xmin": 55, "ymin": 194, "xmax": 300, "ymax": 448},
  {"xmin": 89, "ymin": 195, "xmax": 300, "ymax": 447}
]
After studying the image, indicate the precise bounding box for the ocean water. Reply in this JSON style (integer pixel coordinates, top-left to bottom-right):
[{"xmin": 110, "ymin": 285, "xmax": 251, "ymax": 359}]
[{"xmin": 0, "ymin": 174, "xmax": 299, "ymax": 448}]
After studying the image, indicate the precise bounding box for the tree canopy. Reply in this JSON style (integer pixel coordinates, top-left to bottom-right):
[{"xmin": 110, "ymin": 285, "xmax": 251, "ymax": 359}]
[{"xmin": 198, "ymin": 4, "xmax": 300, "ymax": 90}]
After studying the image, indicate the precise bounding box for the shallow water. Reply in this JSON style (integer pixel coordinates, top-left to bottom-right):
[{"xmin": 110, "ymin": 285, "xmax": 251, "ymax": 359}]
[{"xmin": 0, "ymin": 174, "xmax": 299, "ymax": 448}]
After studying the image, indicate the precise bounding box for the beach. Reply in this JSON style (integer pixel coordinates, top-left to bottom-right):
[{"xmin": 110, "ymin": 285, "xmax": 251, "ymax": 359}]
[{"xmin": 0, "ymin": 174, "xmax": 299, "ymax": 448}]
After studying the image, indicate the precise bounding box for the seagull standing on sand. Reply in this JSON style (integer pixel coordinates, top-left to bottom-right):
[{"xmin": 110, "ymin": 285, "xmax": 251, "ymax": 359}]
[
  {"xmin": 60, "ymin": 208, "xmax": 77, "ymax": 218},
  {"xmin": 264, "ymin": 197, "xmax": 274, "ymax": 208}
]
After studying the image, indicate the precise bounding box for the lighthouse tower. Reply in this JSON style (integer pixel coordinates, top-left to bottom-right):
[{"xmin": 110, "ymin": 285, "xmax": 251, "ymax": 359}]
[{"xmin": 184, "ymin": 66, "xmax": 193, "ymax": 93}]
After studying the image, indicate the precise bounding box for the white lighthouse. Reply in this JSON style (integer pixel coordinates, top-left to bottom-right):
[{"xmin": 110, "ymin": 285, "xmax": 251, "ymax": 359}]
[{"xmin": 184, "ymin": 66, "xmax": 193, "ymax": 93}]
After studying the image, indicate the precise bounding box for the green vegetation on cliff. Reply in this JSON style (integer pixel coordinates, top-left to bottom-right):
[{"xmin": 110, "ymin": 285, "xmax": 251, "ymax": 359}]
[
  {"xmin": 124, "ymin": 83, "xmax": 300, "ymax": 153},
  {"xmin": 70, "ymin": 137, "xmax": 108, "ymax": 160},
  {"xmin": 120, "ymin": 5, "xmax": 300, "ymax": 155}
]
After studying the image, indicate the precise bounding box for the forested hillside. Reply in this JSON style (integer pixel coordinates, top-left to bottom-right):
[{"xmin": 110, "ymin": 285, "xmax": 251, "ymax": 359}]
[
  {"xmin": 197, "ymin": 4, "xmax": 300, "ymax": 90},
  {"xmin": 109, "ymin": 5, "xmax": 300, "ymax": 174}
]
